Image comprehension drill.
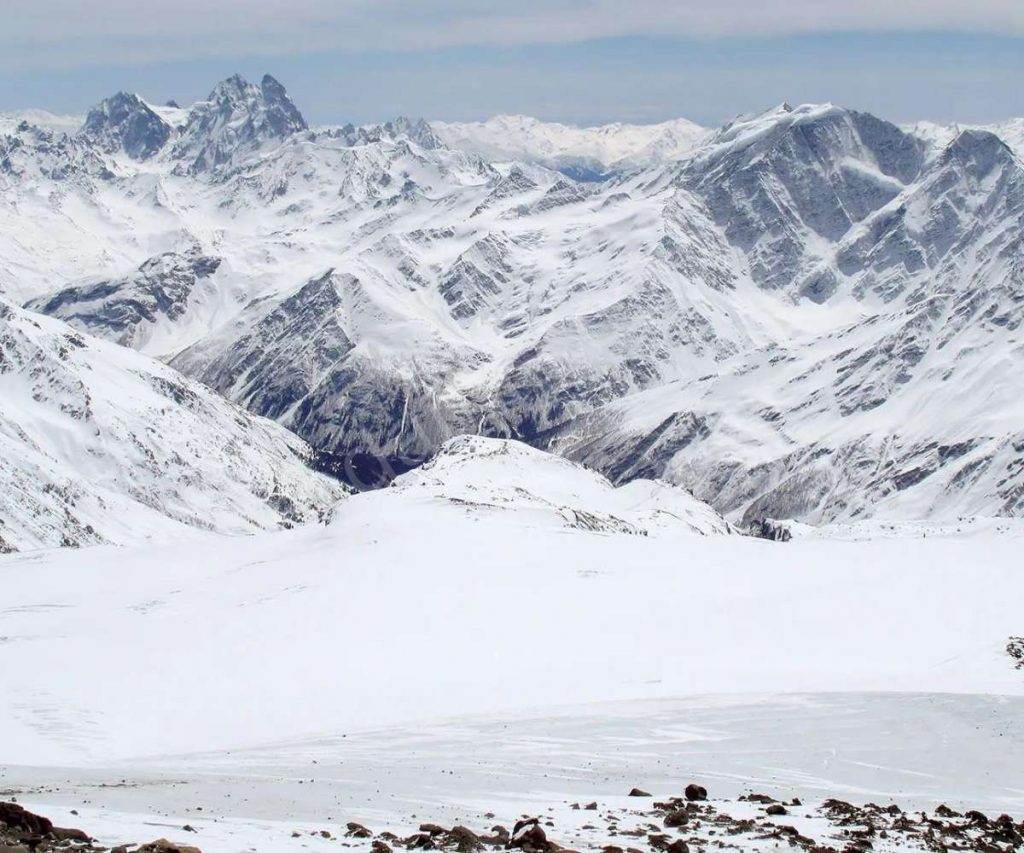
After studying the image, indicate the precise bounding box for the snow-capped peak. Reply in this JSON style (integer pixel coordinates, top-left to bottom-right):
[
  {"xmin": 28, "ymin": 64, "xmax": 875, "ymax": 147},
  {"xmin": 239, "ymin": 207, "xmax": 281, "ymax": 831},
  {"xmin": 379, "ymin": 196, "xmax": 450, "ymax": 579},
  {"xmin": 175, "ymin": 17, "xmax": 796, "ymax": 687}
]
[
  {"xmin": 171, "ymin": 72, "xmax": 307, "ymax": 174},
  {"xmin": 79, "ymin": 91, "xmax": 172, "ymax": 160}
]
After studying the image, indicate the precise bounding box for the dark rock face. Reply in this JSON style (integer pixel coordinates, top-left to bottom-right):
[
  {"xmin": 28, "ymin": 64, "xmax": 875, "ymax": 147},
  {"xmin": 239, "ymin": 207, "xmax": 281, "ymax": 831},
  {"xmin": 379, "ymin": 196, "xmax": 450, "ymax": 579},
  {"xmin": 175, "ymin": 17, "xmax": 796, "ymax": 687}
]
[
  {"xmin": 679, "ymin": 105, "xmax": 925, "ymax": 291},
  {"xmin": 749, "ymin": 519, "xmax": 793, "ymax": 542},
  {"xmin": 171, "ymin": 270, "xmax": 355, "ymax": 420},
  {"xmin": 26, "ymin": 249, "xmax": 222, "ymax": 348},
  {"xmin": 80, "ymin": 92, "xmax": 172, "ymax": 160},
  {"xmin": 258, "ymin": 74, "xmax": 308, "ymax": 138}
]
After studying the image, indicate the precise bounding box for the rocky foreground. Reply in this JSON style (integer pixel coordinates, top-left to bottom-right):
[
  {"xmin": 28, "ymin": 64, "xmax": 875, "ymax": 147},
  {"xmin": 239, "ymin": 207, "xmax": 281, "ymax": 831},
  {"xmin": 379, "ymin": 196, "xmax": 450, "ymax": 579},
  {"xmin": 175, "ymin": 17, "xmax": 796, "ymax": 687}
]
[{"xmin": 4, "ymin": 783, "xmax": 1023, "ymax": 853}]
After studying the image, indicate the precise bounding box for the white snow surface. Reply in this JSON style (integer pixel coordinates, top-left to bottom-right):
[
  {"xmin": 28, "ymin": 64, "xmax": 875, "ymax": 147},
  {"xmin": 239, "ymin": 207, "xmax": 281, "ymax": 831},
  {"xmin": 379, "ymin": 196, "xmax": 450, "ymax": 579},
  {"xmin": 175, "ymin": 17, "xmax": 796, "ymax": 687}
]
[
  {"xmin": 392, "ymin": 435, "xmax": 733, "ymax": 536},
  {"xmin": 2, "ymin": 437, "xmax": 1022, "ymax": 851},
  {"xmin": 1, "ymin": 437, "xmax": 1020, "ymax": 766}
]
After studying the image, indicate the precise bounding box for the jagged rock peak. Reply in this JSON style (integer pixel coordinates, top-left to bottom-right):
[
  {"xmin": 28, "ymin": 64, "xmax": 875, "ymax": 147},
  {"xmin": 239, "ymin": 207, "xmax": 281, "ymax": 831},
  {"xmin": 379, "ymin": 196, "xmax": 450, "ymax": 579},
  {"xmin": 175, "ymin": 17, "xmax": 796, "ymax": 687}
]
[
  {"xmin": 258, "ymin": 73, "xmax": 308, "ymax": 137},
  {"xmin": 79, "ymin": 91, "xmax": 172, "ymax": 160},
  {"xmin": 384, "ymin": 116, "xmax": 443, "ymax": 149},
  {"xmin": 172, "ymin": 73, "xmax": 307, "ymax": 173}
]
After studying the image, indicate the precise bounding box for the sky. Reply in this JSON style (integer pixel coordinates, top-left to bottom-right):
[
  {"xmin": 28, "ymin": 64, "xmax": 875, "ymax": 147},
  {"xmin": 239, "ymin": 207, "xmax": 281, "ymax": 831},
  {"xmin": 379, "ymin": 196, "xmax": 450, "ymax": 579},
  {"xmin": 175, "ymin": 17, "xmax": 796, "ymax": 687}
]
[{"xmin": 2, "ymin": 0, "xmax": 1023, "ymax": 127}]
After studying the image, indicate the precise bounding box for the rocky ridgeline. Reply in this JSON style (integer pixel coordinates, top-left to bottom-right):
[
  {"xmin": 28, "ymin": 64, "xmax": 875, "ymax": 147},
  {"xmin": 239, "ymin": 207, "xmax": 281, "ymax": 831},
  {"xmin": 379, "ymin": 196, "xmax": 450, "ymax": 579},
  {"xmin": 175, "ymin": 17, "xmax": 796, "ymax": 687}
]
[{"xmin": 6, "ymin": 782, "xmax": 1022, "ymax": 853}]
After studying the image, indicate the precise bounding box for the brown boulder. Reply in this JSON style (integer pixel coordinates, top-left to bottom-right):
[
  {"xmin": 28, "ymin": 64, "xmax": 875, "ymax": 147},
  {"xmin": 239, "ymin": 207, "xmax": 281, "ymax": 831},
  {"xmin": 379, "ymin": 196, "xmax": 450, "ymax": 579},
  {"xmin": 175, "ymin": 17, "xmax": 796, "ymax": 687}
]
[
  {"xmin": 0, "ymin": 803, "xmax": 53, "ymax": 836},
  {"xmin": 450, "ymin": 826, "xmax": 483, "ymax": 852},
  {"xmin": 663, "ymin": 810, "xmax": 689, "ymax": 828},
  {"xmin": 683, "ymin": 785, "xmax": 707, "ymax": 802}
]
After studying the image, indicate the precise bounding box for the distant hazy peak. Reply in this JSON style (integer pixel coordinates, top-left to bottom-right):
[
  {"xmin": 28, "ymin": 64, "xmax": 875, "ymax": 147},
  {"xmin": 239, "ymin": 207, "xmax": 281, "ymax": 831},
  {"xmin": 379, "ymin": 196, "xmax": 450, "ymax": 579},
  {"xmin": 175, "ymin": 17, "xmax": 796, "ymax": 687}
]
[{"xmin": 431, "ymin": 113, "xmax": 708, "ymax": 176}]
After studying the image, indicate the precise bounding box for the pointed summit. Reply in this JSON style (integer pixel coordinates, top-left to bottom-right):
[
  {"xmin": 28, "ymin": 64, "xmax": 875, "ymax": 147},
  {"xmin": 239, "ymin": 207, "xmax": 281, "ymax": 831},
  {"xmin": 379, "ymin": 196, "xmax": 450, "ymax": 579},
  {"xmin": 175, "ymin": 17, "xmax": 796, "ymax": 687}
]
[
  {"xmin": 942, "ymin": 128, "xmax": 1016, "ymax": 181},
  {"xmin": 259, "ymin": 74, "xmax": 308, "ymax": 138},
  {"xmin": 79, "ymin": 91, "xmax": 172, "ymax": 160},
  {"xmin": 172, "ymin": 73, "xmax": 307, "ymax": 174}
]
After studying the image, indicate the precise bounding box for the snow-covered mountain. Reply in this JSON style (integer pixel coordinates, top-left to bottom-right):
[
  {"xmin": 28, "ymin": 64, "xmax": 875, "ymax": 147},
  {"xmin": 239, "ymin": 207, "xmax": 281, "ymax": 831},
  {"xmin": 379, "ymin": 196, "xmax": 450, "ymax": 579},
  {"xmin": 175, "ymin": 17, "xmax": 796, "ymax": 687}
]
[
  {"xmin": 431, "ymin": 114, "xmax": 708, "ymax": 179},
  {"xmin": 4, "ymin": 75, "xmax": 1024, "ymax": 528},
  {"xmin": 0, "ymin": 296, "xmax": 345, "ymax": 552}
]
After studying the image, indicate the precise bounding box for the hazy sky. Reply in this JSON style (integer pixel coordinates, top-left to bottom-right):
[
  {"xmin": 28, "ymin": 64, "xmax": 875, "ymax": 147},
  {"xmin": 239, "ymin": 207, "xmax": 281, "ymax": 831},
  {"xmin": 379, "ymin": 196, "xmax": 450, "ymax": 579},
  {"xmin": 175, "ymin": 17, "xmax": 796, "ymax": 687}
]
[{"xmin": 2, "ymin": 0, "xmax": 1023, "ymax": 126}]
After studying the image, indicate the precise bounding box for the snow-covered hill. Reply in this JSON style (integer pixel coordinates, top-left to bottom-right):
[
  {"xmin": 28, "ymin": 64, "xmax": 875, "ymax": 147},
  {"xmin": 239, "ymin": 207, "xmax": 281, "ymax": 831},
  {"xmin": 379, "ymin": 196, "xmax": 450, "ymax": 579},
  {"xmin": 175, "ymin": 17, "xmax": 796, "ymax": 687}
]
[
  {"xmin": 431, "ymin": 114, "xmax": 708, "ymax": 179},
  {"xmin": 384, "ymin": 434, "xmax": 733, "ymax": 536},
  {"xmin": 4, "ymin": 74, "xmax": 1024, "ymax": 527},
  {"xmin": 0, "ymin": 297, "xmax": 345, "ymax": 552}
]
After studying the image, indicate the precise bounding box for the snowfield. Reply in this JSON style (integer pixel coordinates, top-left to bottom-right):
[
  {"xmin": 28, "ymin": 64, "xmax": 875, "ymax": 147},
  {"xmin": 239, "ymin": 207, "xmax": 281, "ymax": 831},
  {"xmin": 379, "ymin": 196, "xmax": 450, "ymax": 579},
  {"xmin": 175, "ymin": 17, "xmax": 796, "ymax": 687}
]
[
  {"xmin": 2, "ymin": 438, "xmax": 1021, "ymax": 760},
  {"xmin": 1, "ymin": 439, "xmax": 1022, "ymax": 850}
]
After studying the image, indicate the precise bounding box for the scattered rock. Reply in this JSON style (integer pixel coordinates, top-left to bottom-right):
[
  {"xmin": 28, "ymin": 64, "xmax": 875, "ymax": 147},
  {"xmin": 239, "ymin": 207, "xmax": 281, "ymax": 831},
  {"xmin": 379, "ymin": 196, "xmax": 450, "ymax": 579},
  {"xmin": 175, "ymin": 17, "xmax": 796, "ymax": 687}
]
[
  {"xmin": 449, "ymin": 826, "xmax": 482, "ymax": 852},
  {"xmin": 1007, "ymin": 636, "xmax": 1024, "ymax": 669},
  {"xmin": 136, "ymin": 840, "xmax": 202, "ymax": 853},
  {"xmin": 628, "ymin": 789, "xmax": 651, "ymax": 798}
]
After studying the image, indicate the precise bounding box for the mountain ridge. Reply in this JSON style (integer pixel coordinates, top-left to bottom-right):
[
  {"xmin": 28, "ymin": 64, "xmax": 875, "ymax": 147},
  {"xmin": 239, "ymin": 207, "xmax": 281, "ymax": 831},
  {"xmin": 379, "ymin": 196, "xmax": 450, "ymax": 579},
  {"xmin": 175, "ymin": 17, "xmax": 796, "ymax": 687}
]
[{"xmin": 3, "ymin": 74, "xmax": 1023, "ymax": 528}]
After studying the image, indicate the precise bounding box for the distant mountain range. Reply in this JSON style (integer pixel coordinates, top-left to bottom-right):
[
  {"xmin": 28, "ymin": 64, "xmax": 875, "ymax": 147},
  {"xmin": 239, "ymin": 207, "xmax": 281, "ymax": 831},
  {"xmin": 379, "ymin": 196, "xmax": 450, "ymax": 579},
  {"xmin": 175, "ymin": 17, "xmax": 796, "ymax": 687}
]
[{"xmin": 2, "ymin": 74, "xmax": 1022, "ymax": 548}]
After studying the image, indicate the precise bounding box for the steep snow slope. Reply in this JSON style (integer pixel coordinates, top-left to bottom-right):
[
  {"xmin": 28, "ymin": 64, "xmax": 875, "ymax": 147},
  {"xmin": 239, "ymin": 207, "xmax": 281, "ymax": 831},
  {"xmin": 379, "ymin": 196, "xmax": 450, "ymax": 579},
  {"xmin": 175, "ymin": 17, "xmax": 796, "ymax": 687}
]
[
  {"xmin": 0, "ymin": 297, "xmax": 345, "ymax": 552},
  {"xmin": 432, "ymin": 114, "xmax": 708, "ymax": 178},
  {"xmin": 6, "ymin": 76, "xmax": 1024, "ymax": 524},
  {"xmin": 540, "ymin": 126, "xmax": 1024, "ymax": 524},
  {"xmin": 0, "ymin": 437, "xmax": 1020, "ymax": 764}
]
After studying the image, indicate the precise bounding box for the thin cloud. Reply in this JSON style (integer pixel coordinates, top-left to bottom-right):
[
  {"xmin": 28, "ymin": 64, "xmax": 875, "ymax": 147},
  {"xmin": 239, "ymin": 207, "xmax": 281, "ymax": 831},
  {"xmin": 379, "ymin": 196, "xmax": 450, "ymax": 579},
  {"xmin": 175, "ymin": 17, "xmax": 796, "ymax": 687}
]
[{"xmin": 3, "ymin": 0, "xmax": 1023, "ymax": 71}]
